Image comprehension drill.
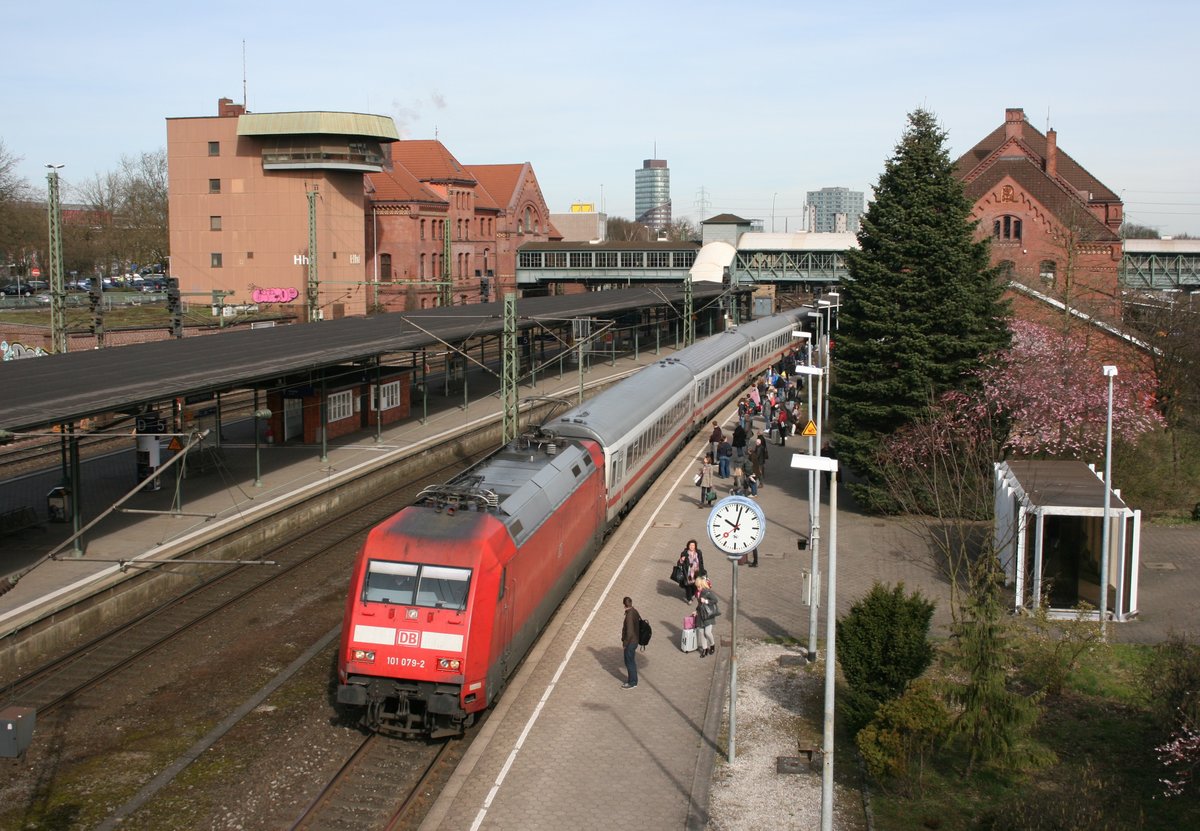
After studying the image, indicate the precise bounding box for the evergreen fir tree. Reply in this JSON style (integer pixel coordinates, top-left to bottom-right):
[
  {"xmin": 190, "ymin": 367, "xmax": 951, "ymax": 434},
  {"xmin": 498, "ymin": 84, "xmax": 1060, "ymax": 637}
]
[
  {"xmin": 831, "ymin": 108, "xmax": 1010, "ymax": 511},
  {"xmin": 946, "ymin": 556, "xmax": 1042, "ymax": 778}
]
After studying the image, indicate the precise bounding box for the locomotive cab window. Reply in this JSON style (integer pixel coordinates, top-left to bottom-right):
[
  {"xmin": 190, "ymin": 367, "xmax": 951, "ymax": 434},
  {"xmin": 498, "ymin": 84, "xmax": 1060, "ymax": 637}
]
[{"xmin": 363, "ymin": 561, "xmax": 471, "ymax": 610}]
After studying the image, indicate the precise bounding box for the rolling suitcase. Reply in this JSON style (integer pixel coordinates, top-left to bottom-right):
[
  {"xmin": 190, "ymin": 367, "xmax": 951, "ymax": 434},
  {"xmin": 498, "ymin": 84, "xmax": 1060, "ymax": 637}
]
[{"xmin": 681, "ymin": 615, "xmax": 698, "ymax": 653}]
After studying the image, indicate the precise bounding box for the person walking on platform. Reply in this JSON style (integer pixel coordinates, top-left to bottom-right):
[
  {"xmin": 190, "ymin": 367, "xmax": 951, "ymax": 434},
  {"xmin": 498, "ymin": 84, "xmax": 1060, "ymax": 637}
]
[
  {"xmin": 694, "ymin": 577, "xmax": 719, "ymax": 657},
  {"xmin": 707, "ymin": 421, "xmax": 725, "ymax": 463},
  {"xmin": 732, "ymin": 422, "xmax": 747, "ymax": 464},
  {"xmin": 677, "ymin": 540, "xmax": 706, "ymax": 602},
  {"xmin": 621, "ymin": 596, "xmax": 641, "ymax": 689},
  {"xmin": 751, "ymin": 434, "xmax": 769, "ymax": 486},
  {"xmin": 697, "ymin": 454, "xmax": 716, "ymax": 508}
]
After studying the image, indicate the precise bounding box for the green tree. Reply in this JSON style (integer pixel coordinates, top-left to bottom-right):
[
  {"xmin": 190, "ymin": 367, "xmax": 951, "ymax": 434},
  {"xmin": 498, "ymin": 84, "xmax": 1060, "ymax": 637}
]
[
  {"xmin": 856, "ymin": 678, "xmax": 950, "ymax": 795},
  {"xmin": 831, "ymin": 108, "xmax": 1010, "ymax": 511},
  {"xmin": 945, "ymin": 555, "xmax": 1044, "ymax": 778},
  {"xmin": 837, "ymin": 581, "xmax": 936, "ymax": 732}
]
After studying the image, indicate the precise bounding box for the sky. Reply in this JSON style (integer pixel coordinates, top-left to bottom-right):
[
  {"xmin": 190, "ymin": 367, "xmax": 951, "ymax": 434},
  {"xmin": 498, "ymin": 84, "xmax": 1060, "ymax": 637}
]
[{"xmin": 5, "ymin": 0, "xmax": 1199, "ymax": 237}]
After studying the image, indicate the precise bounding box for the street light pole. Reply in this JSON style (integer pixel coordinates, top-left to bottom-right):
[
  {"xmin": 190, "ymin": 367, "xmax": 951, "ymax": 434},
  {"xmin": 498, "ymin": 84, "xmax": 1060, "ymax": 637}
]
[
  {"xmin": 793, "ymin": 362, "xmax": 825, "ymax": 662},
  {"xmin": 790, "ymin": 451, "xmax": 840, "ymax": 831},
  {"xmin": 1100, "ymin": 364, "xmax": 1118, "ymax": 634}
]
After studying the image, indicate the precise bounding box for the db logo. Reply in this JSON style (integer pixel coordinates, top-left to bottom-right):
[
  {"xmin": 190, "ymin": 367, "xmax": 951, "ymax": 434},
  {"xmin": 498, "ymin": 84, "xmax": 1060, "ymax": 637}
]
[
  {"xmin": 251, "ymin": 287, "xmax": 300, "ymax": 304},
  {"xmin": 395, "ymin": 630, "xmax": 420, "ymax": 646}
]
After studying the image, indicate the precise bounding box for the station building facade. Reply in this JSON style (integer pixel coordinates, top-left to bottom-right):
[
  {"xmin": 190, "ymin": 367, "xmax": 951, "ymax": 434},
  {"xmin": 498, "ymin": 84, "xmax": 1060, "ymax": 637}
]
[
  {"xmin": 167, "ymin": 98, "xmax": 556, "ymax": 321},
  {"xmin": 955, "ymin": 107, "xmax": 1125, "ymax": 324},
  {"xmin": 167, "ymin": 98, "xmax": 399, "ymax": 320}
]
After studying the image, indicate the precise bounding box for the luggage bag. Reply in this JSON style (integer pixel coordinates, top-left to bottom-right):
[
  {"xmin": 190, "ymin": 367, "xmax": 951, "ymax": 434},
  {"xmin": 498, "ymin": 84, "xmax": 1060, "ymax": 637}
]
[{"xmin": 680, "ymin": 625, "xmax": 698, "ymax": 653}]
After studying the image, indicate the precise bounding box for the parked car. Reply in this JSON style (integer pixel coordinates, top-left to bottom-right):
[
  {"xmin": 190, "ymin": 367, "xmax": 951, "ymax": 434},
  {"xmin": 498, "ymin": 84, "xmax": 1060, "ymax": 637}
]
[
  {"xmin": 1, "ymin": 280, "xmax": 49, "ymax": 296},
  {"xmin": 140, "ymin": 276, "xmax": 169, "ymax": 292}
]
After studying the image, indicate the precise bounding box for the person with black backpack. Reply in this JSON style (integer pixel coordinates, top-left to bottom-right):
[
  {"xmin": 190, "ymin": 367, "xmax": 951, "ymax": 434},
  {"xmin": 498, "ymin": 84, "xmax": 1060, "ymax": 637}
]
[{"xmin": 620, "ymin": 596, "xmax": 642, "ymax": 689}]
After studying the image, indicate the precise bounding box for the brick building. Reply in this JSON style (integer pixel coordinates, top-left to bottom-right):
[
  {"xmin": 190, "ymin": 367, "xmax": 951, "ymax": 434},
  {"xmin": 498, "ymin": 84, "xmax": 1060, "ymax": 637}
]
[
  {"xmin": 167, "ymin": 98, "xmax": 399, "ymax": 320},
  {"xmin": 366, "ymin": 143, "xmax": 556, "ymax": 311},
  {"xmin": 955, "ymin": 107, "xmax": 1124, "ymax": 324}
]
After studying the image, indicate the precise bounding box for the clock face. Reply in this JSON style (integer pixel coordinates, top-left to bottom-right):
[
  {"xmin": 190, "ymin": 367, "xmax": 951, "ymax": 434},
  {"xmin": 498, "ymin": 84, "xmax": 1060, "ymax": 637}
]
[{"xmin": 707, "ymin": 496, "xmax": 767, "ymax": 556}]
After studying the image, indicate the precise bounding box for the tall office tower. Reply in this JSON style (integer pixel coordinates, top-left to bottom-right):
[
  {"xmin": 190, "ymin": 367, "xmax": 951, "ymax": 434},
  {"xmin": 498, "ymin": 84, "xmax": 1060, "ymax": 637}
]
[
  {"xmin": 635, "ymin": 159, "xmax": 671, "ymax": 232},
  {"xmin": 806, "ymin": 186, "xmax": 864, "ymax": 233}
]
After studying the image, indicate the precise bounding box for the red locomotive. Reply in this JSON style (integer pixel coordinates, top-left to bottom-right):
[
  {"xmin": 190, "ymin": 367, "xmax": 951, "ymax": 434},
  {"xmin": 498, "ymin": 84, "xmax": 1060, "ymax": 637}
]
[{"xmin": 336, "ymin": 309, "xmax": 807, "ymax": 736}]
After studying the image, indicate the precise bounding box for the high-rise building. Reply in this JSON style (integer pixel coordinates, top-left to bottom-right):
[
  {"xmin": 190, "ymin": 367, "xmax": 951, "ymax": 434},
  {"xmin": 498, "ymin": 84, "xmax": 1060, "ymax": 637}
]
[
  {"xmin": 806, "ymin": 186, "xmax": 864, "ymax": 234},
  {"xmin": 635, "ymin": 159, "xmax": 671, "ymax": 231}
]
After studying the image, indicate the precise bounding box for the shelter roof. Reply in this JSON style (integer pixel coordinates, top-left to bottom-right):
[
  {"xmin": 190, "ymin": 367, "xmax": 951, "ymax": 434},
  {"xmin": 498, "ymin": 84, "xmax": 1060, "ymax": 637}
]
[
  {"xmin": 737, "ymin": 232, "xmax": 859, "ymax": 252},
  {"xmin": 703, "ymin": 213, "xmax": 752, "ymax": 225},
  {"xmin": 0, "ymin": 286, "xmax": 727, "ymax": 433},
  {"xmin": 999, "ymin": 460, "xmax": 1128, "ymax": 513}
]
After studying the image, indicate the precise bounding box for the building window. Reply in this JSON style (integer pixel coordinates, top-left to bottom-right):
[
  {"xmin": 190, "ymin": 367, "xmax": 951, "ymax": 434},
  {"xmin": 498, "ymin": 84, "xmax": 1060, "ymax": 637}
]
[
  {"xmin": 208, "ymin": 141, "xmax": 220, "ymax": 156},
  {"xmin": 420, "ymin": 219, "xmax": 425, "ymax": 240},
  {"xmin": 992, "ymin": 215, "xmax": 1021, "ymax": 240},
  {"xmin": 545, "ymin": 252, "xmax": 567, "ymax": 268},
  {"xmin": 519, "ymin": 251, "xmax": 542, "ymax": 268},
  {"xmin": 209, "ymin": 178, "xmax": 221, "ymax": 194},
  {"xmin": 1040, "ymin": 260, "xmax": 1057, "ymax": 283},
  {"xmin": 569, "ymin": 252, "xmax": 592, "ymax": 268},
  {"xmin": 380, "ymin": 253, "xmax": 392, "ymax": 281},
  {"xmin": 646, "ymin": 251, "xmax": 670, "ymax": 268},
  {"xmin": 211, "ymin": 253, "xmax": 223, "ymax": 268},
  {"xmin": 327, "ymin": 390, "xmax": 353, "ymax": 422},
  {"xmin": 595, "ymin": 252, "xmax": 617, "ymax": 268},
  {"xmin": 373, "ymin": 380, "xmax": 401, "ymax": 411},
  {"xmin": 419, "ymin": 254, "xmax": 426, "ymax": 278},
  {"xmin": 672, "ymin": 251, "xmax": 696, "ymax": 268},
  {"xmin": 620, "ymin": 251, "xmax": 644, "ymax": 268},
  {"xmin": 210, "ymin": 216, "xmax": 222, "ymax": 231}
]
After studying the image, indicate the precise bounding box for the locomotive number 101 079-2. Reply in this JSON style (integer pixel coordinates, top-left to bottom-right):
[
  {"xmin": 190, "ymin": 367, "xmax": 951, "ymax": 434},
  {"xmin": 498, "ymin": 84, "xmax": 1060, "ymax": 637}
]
[{"xmin": 387, "ymin": 656, "xmax": 425, "ymax": 668}]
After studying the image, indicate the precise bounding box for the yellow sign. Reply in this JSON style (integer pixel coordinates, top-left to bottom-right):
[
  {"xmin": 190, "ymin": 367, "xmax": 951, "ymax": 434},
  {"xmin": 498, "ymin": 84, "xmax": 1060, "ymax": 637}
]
[
  {"xmin": 168, "ymin": 437, "xmax": 183, "ymax": 452},
  {"xmin": 570, "ymin": 202, "xmax": 595, "ymax": 213},
  {"xmin": 801, "ymin": 420, "xmax": 818, "ymax": 437}
]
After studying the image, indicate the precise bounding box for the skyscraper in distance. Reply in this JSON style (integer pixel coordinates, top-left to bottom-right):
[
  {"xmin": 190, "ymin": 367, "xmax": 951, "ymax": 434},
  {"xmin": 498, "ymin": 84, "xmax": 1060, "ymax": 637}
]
[
  {"xmin": 635, "ymin": 159, "xmax": 671, "ymax": 232},
  {"xmin": 806, "ymin": 186, "xmax": 864, "ymax": 233}
]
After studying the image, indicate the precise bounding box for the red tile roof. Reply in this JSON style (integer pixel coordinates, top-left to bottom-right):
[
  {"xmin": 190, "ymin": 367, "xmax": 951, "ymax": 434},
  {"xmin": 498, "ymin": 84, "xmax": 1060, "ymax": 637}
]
[
  {"xmin": 955, "ymin": 117, "xmax": 1119, "ymax": 203},
  {"xmin": 390, "ymin": 140, "xmax": 475, "ymax": 184},
  {"xmin": 962, "ymin": 158, "xmax": 1119, "ymax": 242},
  {"xmin": 365, "ymin": 164, "xmax": 444, "ymax": 204},
  {"xmin": 466, "ymin": 164, "xmax": 528, "ymax": 212}
]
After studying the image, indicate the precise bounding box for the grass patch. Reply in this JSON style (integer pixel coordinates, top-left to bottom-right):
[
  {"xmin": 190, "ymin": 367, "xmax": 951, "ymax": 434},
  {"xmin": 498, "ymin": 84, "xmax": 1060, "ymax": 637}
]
[{"xmin": 867, "ymin": 641, "xmax": 1200, "ymax": 830}]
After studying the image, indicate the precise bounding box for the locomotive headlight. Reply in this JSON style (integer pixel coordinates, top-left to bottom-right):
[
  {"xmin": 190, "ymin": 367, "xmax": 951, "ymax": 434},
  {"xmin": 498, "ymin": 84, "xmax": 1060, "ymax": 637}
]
[
  {"xmin": 437, "ymin": 657, "xmax": 462, "ymax": 671},
  {"xmin": 352, "ymin": 649, "xmax": 376, "ymax": 663}
]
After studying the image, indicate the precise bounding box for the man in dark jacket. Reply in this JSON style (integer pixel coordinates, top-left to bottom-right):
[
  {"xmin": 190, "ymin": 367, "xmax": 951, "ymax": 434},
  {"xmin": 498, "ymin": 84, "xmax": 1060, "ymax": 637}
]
[{"xmin": 621, "ymin": 596, "xmax": 641, "ymax": 689}]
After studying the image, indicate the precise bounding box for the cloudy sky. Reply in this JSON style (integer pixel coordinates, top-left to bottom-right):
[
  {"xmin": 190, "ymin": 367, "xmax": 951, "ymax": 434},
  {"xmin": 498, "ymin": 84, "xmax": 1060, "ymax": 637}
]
[{"xmin": 6, "ymin": 0, "xmax": 1198, "ymax": 235}]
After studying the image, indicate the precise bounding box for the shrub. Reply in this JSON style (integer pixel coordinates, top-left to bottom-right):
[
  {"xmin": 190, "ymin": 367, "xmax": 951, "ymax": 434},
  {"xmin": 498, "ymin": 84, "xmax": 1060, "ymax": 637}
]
[
  {"xmin": 837, "ymin": 581, "xmax": 936, "ymax": 732},
  {"xmin": 856, "ymin": 679, "xmax": 950, "ymax": 795},
  {"xmin": 1142, "ymin": 632, "xmax": 1200, "ymax": 733}
]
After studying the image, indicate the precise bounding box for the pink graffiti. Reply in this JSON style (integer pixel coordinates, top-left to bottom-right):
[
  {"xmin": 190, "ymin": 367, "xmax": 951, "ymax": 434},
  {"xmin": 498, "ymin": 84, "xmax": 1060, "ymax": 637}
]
[{"xmin": 251, "ymin": 287, "xmax": 300, "ymax": 304}]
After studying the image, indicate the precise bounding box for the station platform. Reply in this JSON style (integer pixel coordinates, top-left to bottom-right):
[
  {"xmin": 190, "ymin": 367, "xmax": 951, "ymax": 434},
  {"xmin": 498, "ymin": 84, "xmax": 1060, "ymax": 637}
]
[{"xmin": 415, "ymin": 404, "xmax": 1200, "ymax": 830}]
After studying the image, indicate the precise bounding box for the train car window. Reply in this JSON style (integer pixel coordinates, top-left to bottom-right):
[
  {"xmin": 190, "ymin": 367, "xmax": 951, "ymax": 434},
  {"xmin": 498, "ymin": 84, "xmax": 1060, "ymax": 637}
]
[
  {"xmin": 364, "ymin": 560, "xmax": 418, "ymax": 605},
  {"xmin": 417, "ymin": 565, "xmax": 472, "ymax": 610},
  {"xmin": 499, "ymin": 567, "xmax": 507, "ymax": 600}
]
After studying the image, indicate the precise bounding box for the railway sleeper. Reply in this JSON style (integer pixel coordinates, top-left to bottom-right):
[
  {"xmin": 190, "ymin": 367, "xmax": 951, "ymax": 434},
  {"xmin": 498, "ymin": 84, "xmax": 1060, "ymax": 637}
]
[{"xmin": 341, "ymin": 676, "xmax": 468, "ymax": 739}]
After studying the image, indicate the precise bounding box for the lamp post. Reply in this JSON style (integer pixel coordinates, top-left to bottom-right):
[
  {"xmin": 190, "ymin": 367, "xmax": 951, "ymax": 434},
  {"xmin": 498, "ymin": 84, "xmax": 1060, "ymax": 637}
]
[
  {"xmin": 253, "ymin": 404, "xmax": 272, "ymax": 488},
  {"xmin": 826, "ymin": 291, "xmax": 840, "ymax": 331},
  {"xmin": 1100, "ymin": 365, "xmax": 1117, "ymax": 634},
  {"xmin": 793, "ymin": 363, "xmax": 825, "ymax": 662},
  {"xmin": 790, "ymin": 451, "xmax": 840, "ymax": 831}
]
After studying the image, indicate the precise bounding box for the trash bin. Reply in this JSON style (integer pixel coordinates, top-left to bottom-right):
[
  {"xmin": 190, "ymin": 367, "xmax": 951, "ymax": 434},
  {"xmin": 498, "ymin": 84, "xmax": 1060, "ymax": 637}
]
[
  {"xmin": 47, "ymin": 486, "xmax": 70, "ymax": 523},
  {"xmin": 797, "ymin": 535, "xmax": 809, "ymax": 551}
]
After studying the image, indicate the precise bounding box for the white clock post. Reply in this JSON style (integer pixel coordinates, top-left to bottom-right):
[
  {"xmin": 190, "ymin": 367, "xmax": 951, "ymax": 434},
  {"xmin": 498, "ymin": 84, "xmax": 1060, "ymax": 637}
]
[{"xmin": 707, "ymin": 494, "xmax": 768, "ymax": 763}]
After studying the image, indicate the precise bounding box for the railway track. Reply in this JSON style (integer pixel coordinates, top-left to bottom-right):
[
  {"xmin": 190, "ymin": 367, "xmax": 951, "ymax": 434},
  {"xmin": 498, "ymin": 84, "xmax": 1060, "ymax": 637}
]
[
  {"xmin": 290, "ymin": 732, "xmax": 461, "ymax": 831},
  {"xmin": 1, "ymin": 439, "xmax": 488, "ymax": 717}
]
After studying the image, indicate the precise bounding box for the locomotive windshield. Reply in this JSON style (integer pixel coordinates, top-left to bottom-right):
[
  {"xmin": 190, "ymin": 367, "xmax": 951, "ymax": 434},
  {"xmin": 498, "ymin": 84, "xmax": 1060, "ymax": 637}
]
[{"xmin": 363, "ymin": 560, "xmax": 471, "ymax": 610}]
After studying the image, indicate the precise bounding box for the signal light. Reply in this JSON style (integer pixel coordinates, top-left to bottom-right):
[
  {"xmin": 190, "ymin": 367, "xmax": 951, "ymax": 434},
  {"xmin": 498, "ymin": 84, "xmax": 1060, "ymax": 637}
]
[{"xmin": 351, "ymin": 649, "xmax": 376, "ymax": 663}]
